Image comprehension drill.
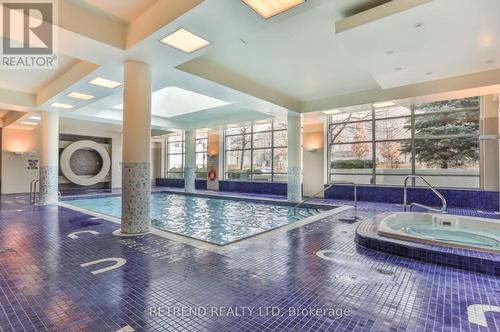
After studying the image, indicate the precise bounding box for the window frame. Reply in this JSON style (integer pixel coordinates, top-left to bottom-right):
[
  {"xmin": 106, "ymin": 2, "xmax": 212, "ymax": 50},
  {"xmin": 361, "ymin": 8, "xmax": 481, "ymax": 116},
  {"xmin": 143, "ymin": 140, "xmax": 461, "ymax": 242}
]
[
  {"xmin": 328, "ymin": 98, "xmax": 481, "ymax": 188},
  {"xmin": 223, "ymin": 120, "xmax": 288, "ymax": 182},
  {"xmin": 164, "ymin": 134, "xmax": 185, "ymax": 179}
]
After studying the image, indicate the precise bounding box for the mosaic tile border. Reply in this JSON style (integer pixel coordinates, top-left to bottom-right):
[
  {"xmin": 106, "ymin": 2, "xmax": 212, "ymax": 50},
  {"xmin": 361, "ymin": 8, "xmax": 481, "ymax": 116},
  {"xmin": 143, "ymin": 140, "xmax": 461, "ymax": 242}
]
[
  {"xmin": 355, "ymin": 215, "xmax": 500, "ymax": 276},
  {"xmin": 326, "ymin": 184, "xmax": 499, "ymax": 211}
]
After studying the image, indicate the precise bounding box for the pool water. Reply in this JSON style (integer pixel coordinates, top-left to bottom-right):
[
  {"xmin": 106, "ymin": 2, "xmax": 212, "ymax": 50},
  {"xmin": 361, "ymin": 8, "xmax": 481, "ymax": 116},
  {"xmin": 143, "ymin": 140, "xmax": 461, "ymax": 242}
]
[
  {"xmin": 66, "ymin": 192, "xmax": 329, "ymax": 245},
  {"xmin": 401, "ymin": 225, "xmax": 500, "ymax": 249}
]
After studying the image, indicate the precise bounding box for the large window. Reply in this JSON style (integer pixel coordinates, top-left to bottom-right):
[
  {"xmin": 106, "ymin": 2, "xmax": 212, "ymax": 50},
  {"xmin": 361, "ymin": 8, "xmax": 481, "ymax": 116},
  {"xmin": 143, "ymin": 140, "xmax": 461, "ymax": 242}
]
[
  {"xmin": 329, "ymin": 97, "xmax": 480, "ymax": 188},
  {"xmin": 163, "ymin": 132, "xmax": 209, "ymax": 179},
  {"xmin": 195, "ymin": 132, "xmax": 208, "ymax": 179},
  {"xmin": 224, "ymin": 120, "xmax": 288, "ymax": 182},
  {"xmin": 165, "ymin": 134, "xmax": 184, "ymax": 179}
]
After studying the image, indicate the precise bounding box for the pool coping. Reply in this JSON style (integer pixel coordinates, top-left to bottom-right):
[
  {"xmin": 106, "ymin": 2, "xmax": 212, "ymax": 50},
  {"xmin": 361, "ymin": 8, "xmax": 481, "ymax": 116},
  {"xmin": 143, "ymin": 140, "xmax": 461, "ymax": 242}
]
[
  {"xmin": 58, "ymin": 191, "xmax": 353, "ymax": 254},
  {"xmin": 62, "ymin": 188, "xmax": 338, "ymax": 210},
  {"xmin": 355, "ymin": 213, "xmax": 500, "ymax": 276}
]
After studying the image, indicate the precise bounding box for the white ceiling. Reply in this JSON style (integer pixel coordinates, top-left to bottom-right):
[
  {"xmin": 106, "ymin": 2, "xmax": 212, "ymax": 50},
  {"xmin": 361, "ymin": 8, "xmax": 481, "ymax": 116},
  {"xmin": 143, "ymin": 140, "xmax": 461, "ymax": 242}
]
[
  {"xmin": 182, "ymin": 0, "xmax": 381, "ymax": 101},
  {"xmin": 181, "ymin": 0, "xmax": 500, "ymax": 102},
  {"xmin": 0, "ymin": 55, "xmax": 77, "ymax": 93},
  {"xmin": 0, "ymin": 0, "xmax": 499, "ymax": 131},
  {"xmin": 336, "ymin": 0, "xmax": 500, "ymax": 89},
  {"xmin": 66, "ymin": 0, "xmax": 160, "ymax": 23}
]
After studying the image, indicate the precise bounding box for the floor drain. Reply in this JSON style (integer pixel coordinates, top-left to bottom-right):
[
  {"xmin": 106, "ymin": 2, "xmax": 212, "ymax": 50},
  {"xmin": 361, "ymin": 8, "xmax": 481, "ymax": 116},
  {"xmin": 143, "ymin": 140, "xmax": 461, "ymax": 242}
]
[
  {"xmin": 0, "ymin": 248, "xmax": 16, "ymax": 254},
  {"xmin": 376, "ymin": 268, "xmax": 394, "ymax": 276}
]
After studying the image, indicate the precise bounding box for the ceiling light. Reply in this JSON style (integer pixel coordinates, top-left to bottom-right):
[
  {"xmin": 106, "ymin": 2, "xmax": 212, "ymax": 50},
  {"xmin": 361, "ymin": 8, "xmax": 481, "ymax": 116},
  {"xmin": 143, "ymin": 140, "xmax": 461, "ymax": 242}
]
[
  {"xmin": 426, "ymin": 71, "xmax": 433, "ymax": 75},
  {"xmin": 394, "ymin": 66, "xmax": 403, "ymax": 71},
  {"xmin": 243, "ymin": 0, "xmax": 305, "ymax": 19},
  {"xmin": 486, "ymin": 59, "xmax": 495, "ymax": 64},
  {"xmin": 68, "ymin": 92, "xmax": 95, "ymax": 100},
  {"xmin": 28, "ymin": 115, "xmax": 41, "ymax": 120},
  {"xmin": 160, "ymin": 28, "xmax": 210, "ymax": 54},
  {"xmin": 51, "ymin": 102, "xmax": 74, "ymax": 109},
  {"xmin": 322, "ymin": 109, "xmax": 342, "ymax": 115},
  {"xmin": 89, "ymin": 77, "xmax": 122, "ymax": 89},
  {"xmin": 372, "ymin": 101, "xmax": 396, "ymax": 108},
  {"xmin": 414, "ymin": 22, "xmax": 424, "ymax": 28},
  {"xmin": 21, "ymin": 121, "xmax": 38, "ymax": 126},
  {"xmin": 386, "ymin": 50, "xmax": 394, "ymax": 55}
]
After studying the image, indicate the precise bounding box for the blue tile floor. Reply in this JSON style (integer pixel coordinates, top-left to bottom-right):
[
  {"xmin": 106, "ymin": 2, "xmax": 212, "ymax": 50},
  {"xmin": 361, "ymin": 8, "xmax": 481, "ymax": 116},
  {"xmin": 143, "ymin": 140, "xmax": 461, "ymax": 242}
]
[{"xmin": 0, "ymin": 191, "xmax": 499, "ymax": 331}]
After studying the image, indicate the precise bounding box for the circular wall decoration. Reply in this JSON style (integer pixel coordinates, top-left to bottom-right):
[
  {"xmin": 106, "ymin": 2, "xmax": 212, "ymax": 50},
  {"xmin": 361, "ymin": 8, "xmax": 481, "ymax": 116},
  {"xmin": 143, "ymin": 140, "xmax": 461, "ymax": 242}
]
[{"xmin": 60, "ymin": 140, "xmax": 111, "ymax": 186}]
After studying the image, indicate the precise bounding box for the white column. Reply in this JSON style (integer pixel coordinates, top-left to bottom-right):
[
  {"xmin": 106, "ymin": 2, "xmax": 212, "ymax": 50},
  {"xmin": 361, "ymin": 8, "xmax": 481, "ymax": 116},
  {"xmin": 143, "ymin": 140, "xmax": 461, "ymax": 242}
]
[
  {"xmin": 287, "ymin": 113, "xmax": 302, "ymax": 202},
  {"xmin": 39, "ymin": 111, "xmax": 59, "ymax": 205},
  {"xmin": 121, "ymin": 60, "xmax": 152, "ymax": 235},
  {"xmin": 184, "ymin": 130, "xmax": 196, "ymax": 192},
  {"xmin": 480, "ymin": 95, "xmax": 499, "ymax": 191}
]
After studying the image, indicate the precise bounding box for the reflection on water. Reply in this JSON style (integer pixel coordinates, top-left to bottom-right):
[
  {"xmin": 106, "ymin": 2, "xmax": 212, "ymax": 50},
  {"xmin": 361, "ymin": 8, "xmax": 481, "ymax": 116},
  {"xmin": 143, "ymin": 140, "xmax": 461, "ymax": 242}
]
[{"xmin": 67, "ymin": 193, "xmax": 327, "ymax": 245}]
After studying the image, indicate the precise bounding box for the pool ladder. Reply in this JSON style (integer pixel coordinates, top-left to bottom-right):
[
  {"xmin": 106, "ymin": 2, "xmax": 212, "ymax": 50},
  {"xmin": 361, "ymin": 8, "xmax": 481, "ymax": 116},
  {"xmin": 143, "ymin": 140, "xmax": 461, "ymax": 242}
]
[
  {"xmin": 403, "ymin": 175, "xmax": 447, "ymax": 213},
  {"xmin": 29, "ymin": 180, "xmax": 62, "ymax": 204},
  {"xmin": 292, "ymin": 181, "xmax": 358, "ymax": 215},
  {"xmin": 29, "ymin": 180, "xmax": 39, "ymax": 204}
]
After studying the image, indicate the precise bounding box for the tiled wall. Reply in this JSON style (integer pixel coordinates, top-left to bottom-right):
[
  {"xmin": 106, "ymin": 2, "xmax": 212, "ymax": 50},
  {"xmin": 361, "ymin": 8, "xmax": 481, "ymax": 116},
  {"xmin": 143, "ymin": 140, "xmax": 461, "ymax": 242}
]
[
  {"xmin": 156, "ymin": 178, "xmax": 287, "ymax": 196},
  {"xmin": 156, "ymin": 178, "xmax": 207, "ymax": 190},
  {"xmin": 219, "ymin": 180, "xmax": 287, "ymax": 196},
  {"xmin": 325, "ymin": 184, "xmax": 499, "ymax": 211},
  {"xmin": 156, "ymin": 178, "xmax": 499, "ymax": 211}
]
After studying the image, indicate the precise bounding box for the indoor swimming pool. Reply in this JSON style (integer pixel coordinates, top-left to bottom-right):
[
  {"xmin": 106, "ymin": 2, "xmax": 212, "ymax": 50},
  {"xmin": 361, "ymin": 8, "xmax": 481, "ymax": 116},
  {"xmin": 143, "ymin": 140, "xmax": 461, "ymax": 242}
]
[{"xmin": 65, "ymin": 192, "xmax": 334, "ymax": 245}]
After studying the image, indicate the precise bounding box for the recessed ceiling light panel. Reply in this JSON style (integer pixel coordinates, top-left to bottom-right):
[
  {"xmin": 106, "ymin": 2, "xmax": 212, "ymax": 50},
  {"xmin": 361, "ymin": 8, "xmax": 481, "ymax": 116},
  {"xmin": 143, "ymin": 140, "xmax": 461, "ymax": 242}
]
[
  {"xmin": 68, "ymin": 92, "xmax": 95, "ymax": 100},
  {"xmin": 89, "ymin": 77, "xmax": 122, "ymax": 89},
  {"xmin": 243, "ymin": 0, "xmax": 305, "ymax": 19},
  {"xmin": 372, "ymin": 101, "xmax": 396, "ymax": 108},
  {"xmin": 160, "ymin": 28, "xmax": 210, "ymax": 54},
  {"xmin": 21, "ymin": 121, "xmax": 38, "ymax": 126},
  {"xmin": 51, "ymin": 102, "xmax": 75, "ymax": 109},
  {"xmin": 322, "ymin": 109, "xmax": 342, "ymax": 115},
  {"xmin": 28, "ymin": 115, "xmax": 41, "ymax": 120}
]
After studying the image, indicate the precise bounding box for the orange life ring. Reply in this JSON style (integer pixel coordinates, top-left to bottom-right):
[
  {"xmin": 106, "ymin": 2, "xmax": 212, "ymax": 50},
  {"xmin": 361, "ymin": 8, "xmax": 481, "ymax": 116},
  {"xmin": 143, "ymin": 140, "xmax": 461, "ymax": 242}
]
[{"xmin": 208, "ymin": 169, "xmax": 217, "ymax": 181}]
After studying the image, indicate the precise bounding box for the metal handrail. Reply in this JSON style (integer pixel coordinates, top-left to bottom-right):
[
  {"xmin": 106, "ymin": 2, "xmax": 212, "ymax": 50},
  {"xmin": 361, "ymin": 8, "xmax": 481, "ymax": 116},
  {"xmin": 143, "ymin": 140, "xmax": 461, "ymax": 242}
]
[
  {"xmin": 292, "ymin": 181, "xmax": 358, "ymax": 214},
  {"xmin": 29, "ymin": 179, "xmax": 39, "ymax": 205},
  {"xmin": 403, "ymin": 175, "xmax": 447, "ymax": 213}
]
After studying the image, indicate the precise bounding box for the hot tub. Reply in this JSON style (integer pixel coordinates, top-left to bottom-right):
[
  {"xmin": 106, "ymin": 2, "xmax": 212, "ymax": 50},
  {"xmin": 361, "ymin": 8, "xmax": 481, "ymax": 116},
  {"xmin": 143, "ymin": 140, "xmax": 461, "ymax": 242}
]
[{"xmin": 378, "ymin": 212, "xmax": 500, "ymax": 253}]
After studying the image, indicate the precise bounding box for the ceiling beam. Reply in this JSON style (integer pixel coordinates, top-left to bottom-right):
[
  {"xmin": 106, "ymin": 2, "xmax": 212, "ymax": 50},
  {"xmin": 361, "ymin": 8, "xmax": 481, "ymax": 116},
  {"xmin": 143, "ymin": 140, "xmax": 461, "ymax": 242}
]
[
  {"xmin": 0, "ymin": 89, "xmax": 35, "ymax": 109},
  {"xmin": 177, "ymin": 58, "xmax": 301, "ymax": 112},
  {"xmin": 59, "ymin": 0, "xmax": 126, "ymax": 49},
  {"xmin": 301, "ymin": 68, "xmax": 500, "ymax": 112},
  {"xmin": 36, "ymin": 60, "xmax": 100, "ymax": 106},
  {"xmin": 126, "ymin": 0, "xmax": 204, "ymax": 49},
  {"xmin": 335, "ymin": 0, "xmax": 432, "ymax": 34}
]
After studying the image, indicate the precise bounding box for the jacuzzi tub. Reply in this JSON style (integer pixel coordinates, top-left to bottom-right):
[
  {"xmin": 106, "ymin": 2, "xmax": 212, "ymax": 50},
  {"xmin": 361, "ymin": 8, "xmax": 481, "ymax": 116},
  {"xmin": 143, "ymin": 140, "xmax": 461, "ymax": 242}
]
[{"xmin": 378, "ymin": 212, "xmax": 500, "ymax": 253}]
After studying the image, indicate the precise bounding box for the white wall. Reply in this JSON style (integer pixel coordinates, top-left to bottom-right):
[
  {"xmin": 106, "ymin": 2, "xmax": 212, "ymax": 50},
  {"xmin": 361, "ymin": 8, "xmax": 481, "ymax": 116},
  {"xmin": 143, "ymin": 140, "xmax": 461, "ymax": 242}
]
[
  {"xmin": 1, "ymin": 128, "xmax": 40, "ymax": 195},
  {"xmin": 302, "ymin": 116, "xmax": 326, "ymax": 197},
  {"xmin": 59, "ymin": 118, "xmax": 122, "ymax": 189},
  {"xmin": 1, "ymin": 118, "xmax": 123, "ymax": 194}
]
